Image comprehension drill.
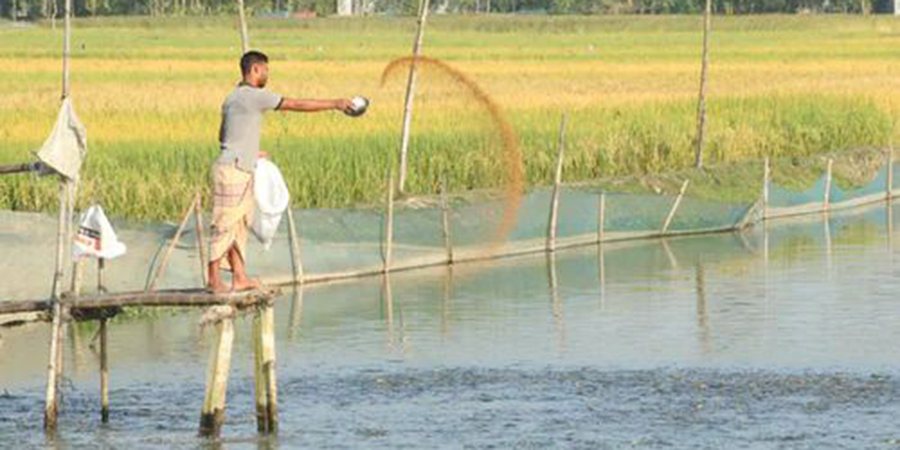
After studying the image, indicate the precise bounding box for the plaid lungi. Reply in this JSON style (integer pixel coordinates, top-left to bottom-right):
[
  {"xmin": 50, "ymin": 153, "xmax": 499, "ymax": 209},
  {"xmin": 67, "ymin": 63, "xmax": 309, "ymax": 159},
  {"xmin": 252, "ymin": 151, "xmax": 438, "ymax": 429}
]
[{"xmin": 210, "ymin": 162, "xmax": 254, "ymax": 270}]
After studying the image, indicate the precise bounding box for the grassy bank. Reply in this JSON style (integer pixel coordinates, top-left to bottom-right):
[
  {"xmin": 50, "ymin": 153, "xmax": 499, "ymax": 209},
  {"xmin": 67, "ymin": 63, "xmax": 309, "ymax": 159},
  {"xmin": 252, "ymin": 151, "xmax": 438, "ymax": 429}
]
[{"xmin": 1, "ymin": 15, "xmax": 898, "ymax": 220}]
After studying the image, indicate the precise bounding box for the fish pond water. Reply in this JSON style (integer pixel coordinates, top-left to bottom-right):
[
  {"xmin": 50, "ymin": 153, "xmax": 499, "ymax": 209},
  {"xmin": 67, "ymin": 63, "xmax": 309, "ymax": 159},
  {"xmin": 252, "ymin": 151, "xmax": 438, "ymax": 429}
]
[{"xmin": 1, "ymin": 202, "xmax": 900, "ymax": 448}]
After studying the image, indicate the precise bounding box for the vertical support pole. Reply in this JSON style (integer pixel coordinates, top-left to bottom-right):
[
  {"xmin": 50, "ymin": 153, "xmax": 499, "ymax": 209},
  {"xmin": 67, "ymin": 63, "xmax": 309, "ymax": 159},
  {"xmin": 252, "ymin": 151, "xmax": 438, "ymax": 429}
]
[
  {"xmin": 383, "ymin": 171, "xmax": 395, "ymax": 273},
  {"xmin": 597, "ymin": 192, "xmax": 606, "ymax": 243},
  {"xmin": 199, "ymin": 306, "xmax": 235, "ymax": 438},
  {"xmin": 762, "ymin": 157, "xmax": 770, "ymax": 220},
  {"xmin": 887, "ymin": 146, "xmax": 894, "ymax": 200},
  {"xmin": 99, "ymin": 317, "xmax": 109, "ymax": 423},
  {"xmin": 286, "ymin": 207, "xmax": 304, "ymax": 285},
  {"xmin": 661, "ymin": 180, "xmax": 690, "ymax": 234},
  {"xmin": 98, "ymin": 257, "xmax": 109, "ymax": 423},
  {"xmin": 694, "ymin": 0, "xmax": 712, "ymax": 169},
  {"xmin": 824, "ymin": 158, "xmax": 833, "ymax": 212},
  {"xmin": 45, "ymin": 179, "xmax": 71, "ymax": 433},
  {"xmin": 439, "ymin": 176, "xmax": 453, "ymax": 265},
  {"xmin": 253, "ymin": 302, "xmax": 278, "ymax": 434},
  {"xmin": 236, "ymin": 0, "xmax": 250, "ymax": 54},
  {"xmin": 397, "ymin": 0, "xmax": 432, "ymax": 194},
  {"xmin": 194, "ymin": 193, "xmax": 208, "ymax": 287},
  {"xmin": 61, "ymin": 0, "xmax": 71, "ymax": 100},
  {"xmin": 547, "ymin": 114, "xmax": 567, "ymax": 252},
  {"xmin": 147, "ymin": 197, "xmax": 196, "ymax": 292}
]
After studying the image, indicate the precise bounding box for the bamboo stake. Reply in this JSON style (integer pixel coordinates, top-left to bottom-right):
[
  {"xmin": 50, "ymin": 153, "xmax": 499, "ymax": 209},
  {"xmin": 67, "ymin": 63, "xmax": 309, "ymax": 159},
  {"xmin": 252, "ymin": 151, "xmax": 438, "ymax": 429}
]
[
  {"xmin": 253, "ymin": 307, "xmax": 267, "ymax": 432},
  {"xmin": 824, "ymin": 158, "xmax": 833, "ymax": 212},
  {"xmin": 99, "ymin": 318, "xmax": 109, "ymax": 423},
  {"xmin": 70, "ymin": 259, "xmax": 85, "ymax": 297},
  {"xmin": 45, "ymin": 180, "xmax": 70, "ymax": 432},
  {"xmin": 98, "ymin": 257, "xmax": 109, "ymax": 423},
  {"xmin": 287, "ymin": 287, "xmax": 304, "ymax": 339},
  {"xmin": 762, "ymin": 157, "xmax": 770, "ymax": 220},
  {"xmin": 61, "ymin": 0, "xmax": 71, "ymax": 99},
  {"xmin": 261, "ymin": 304, "xmax": 278, "ymax": 432},
  {"xmin": 286, "ymin": 207, "xmax": 304, "ymax": 285},
  {"xmin": 193, "ymin": 194, "xmax": 208, "ymax": 287},
  {"xmin": 147, "ymin": 197, "xmax": 196, "ymax": 292},
  {"xmin": 887, "ymin": 146, "xmax": 894, "ymax": 200},
  {"xmin": 236, "ymin": 0, "xmax": 250, "ymax": 54},
  {"xmin": 199, "ymin": 306, "xmax": 235, "ymax": 438},
  {"xmin": 547, "ymin": 114, "xmax": 567, "ymax": 252},
  {"xmin": 439, "ymin": 176, "xmax": 453, "ymax": 264},
  {"xmin": 693, "ymin": 0, "xmax": 712, "ymax": 169},
  {"xmin": 597, "ymin": 192, "xmax": 606, "ymax": 243},
  {"xmin": 397, "ymin": 0, "xmax": 431, "ymax": 193},
  {"xmin": 661, "ymin": 180, "xmax": 690, "ymax": 234},
  {"xmin": 383, "ymin": 172, "xmax": 395, "ymax": 273}
]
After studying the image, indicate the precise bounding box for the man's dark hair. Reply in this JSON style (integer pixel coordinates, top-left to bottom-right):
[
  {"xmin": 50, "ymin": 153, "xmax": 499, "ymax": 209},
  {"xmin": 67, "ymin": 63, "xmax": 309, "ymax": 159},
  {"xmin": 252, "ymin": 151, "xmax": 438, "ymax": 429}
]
[{"xmin": 240, "ymin": 51, "xmax": 269, "ymax": 76}]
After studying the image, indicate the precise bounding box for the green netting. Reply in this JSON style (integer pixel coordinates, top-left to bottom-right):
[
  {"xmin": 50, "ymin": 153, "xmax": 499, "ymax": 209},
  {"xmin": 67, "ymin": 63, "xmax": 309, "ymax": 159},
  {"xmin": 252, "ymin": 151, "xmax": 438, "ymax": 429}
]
[
  {"xmin": 768, "ymin": 174, "xmax": 828, "ymax": 208},
  {"xmin": 604, "ymin": 192, "xmax": 674, "ymax": 232},
  {"xmin": 830, "ymin": 165, "xmax": 890, "ymax": 204},
  {"xmin": 668, "ymin": 197, "xmax": 750, "ymax": 232}
]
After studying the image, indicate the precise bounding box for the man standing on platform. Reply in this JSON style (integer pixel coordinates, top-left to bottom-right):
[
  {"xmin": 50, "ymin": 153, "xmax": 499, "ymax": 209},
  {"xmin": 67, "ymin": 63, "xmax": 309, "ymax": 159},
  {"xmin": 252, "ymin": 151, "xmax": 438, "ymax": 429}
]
[{"xmin": 208, "ymin": 50, "xmax": 353, "ymax": 293}]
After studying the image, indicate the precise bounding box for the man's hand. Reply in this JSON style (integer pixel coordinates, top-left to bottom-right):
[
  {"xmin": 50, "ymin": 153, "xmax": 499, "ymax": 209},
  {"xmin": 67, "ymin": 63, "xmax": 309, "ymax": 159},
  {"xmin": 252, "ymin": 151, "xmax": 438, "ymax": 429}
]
[
  {"xmin": 333, "ymin": 98, "xmax": 354, "ymax": 114},
  {"xmin": 258, "ymin": 150, "xmax": 269, "ymax": 159}
]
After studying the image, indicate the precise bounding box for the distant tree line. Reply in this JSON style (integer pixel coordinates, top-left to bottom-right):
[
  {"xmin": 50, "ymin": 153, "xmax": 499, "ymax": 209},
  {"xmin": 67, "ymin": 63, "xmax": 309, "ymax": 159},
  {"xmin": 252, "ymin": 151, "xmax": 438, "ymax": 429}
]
[{"xmin": 0, "ymin": 0, "xmax": 890, "ymax": 21}]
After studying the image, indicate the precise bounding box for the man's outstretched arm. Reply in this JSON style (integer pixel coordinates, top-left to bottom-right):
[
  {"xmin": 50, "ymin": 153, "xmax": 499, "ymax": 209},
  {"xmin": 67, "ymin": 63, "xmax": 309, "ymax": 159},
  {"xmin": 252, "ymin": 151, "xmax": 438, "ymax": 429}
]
[{"xmin": 278, "ymin": 98, "xmax": 353, "ymax": 114}]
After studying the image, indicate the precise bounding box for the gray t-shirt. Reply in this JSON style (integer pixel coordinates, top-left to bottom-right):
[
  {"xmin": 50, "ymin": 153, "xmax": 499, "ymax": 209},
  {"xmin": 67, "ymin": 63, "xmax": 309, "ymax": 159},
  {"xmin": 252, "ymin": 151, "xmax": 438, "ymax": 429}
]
[{"xmin": 217, "ymin": 84, "xmax": 283, "ymax": 172}]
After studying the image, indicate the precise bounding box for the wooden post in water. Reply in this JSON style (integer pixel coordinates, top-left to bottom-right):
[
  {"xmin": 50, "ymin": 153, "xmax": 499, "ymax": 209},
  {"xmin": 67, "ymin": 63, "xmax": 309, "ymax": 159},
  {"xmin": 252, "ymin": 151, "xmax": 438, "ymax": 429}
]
[
  {"xmin": 45, "ymin": 179, "xmax": 72, "ymax": 432},
  {"xmin": 236, "ymin": 0, "xmax": 250, "ymax": 54},
  {"xmin": 98, "ymin": 258, "xmax": 109, "ymax": 423},
  {"xmin": 597, "ymin": 192, "xmax": 606, "ymax": 244},
  {"xmin": 823, "ymin": 158, "xmax": 833, "ymax": 212},
  {"xmin": 285, "ymin": 207, "xmax": 304, "ymax": 285},
  {"xmin": 439, "ymin": 176, "xmax": 453, "ymax": 264},
  {"xmin": 147, "ymin": 197, "xmax": 196, "ymax": 291},
  {"xmin": 661, "ymin": 180, "xmax": 690, "ymax": 234},
  {"xmin": 193, "ymin": 194, "xmax": 208, "ymax": 287},
  {"xmin": 547, "ymin": 114, "xmax": 567, "ymax": 252},
  {"xmin": 397, "ymin": 0, "xmax": 432, "ymax": 194},
  {"xmin": 253, "ymin": 301, "xmax": 278, "ymax": 433},
  {"xmin": 887, "ymin": 146, "xmax": 894, "ymax": 200},
  {"xmin": 762, "ymin": 157, "xmax": 770, "ymax": 220},
  {"xmin": 199, "ymin": 306, "xmax": 236, "ymax": 438},
  {"xmin": 383, "ymin": 171, "xmax": 395, "ymax": 273}
]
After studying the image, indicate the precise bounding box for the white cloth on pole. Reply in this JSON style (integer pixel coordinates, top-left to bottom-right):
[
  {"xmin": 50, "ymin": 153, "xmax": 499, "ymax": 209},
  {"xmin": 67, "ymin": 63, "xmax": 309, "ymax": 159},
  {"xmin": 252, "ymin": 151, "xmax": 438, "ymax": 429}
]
[
  {"xmin": 36, "ymin": 98, "xmax": 88, "ymax": 181},
  {"xmin": 73, "ymin": 204, "xmax": 127, "ymax": 260},
  {"xmin": 252, "ymin": 158, "xmax": 290, "ymax": 251}
]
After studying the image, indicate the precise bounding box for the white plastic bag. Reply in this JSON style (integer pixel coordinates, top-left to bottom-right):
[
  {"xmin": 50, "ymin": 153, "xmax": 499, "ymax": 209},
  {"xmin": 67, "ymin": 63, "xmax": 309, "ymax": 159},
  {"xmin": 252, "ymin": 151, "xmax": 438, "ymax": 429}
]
[
  {"xmin": 252, "ymin": 158, "xmax": 290, "ymax": 250},
  {"xmin": 72, "ymin": 204, "xmax": 127, "ymax": 260}
]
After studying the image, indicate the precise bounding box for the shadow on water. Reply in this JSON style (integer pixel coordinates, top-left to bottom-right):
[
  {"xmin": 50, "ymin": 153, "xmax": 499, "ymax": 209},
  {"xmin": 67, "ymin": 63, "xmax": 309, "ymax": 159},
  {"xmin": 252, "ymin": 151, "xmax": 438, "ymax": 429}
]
[{"xmin": 2, "ymin": 200, "xmax": 900, "ymax": 446}]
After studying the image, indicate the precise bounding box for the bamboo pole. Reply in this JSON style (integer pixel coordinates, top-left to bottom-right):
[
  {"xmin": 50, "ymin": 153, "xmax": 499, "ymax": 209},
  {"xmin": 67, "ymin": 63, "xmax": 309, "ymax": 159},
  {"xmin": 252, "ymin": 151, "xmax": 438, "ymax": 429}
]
[
  {"xmin": 661, "ymin": 180, "xmax": 690, "ymax": 234},
  {"xmin": 45, "ymin": 180, "xmax": 71, "ymax": 433},
  {"xmin": 199, "ymin": 306, "xmax": 236, "ymax": 438},
  {"xmin": 261, "ymin": 304, "xmax": 278, "ymax": 432},
  {"xmin": 439, "ymin": 177, "xmax": 453, "ymax": 264},
  {"xmin": 98, "ymin": 257, "xmax": 109, "ymax": 423},
  {"xmin": 194, "ymin": 194, "xmax": 208, "ymax": 287},
  {"xmin": 693, "ymin": 0, "xmax": 712, "ymax": 169},
  {"xmin": 597, "ymin": 192, "xmax": 606, "ymax": 243},
  {"xmin": 147, "ymin": 197, "xmax": 196, "ymax": 292},
  {"xmin": 397, "ymin": 0, "xmax": 431, "ymax": 193},
  {"xmin": 61, "ymin": 0, "xmax": 71, "ymax": 100},
  {"xmin": 286, "ymin": 208, "xmax": 304, "ymax": 285},
  {"xmin": 236, "ymin": 0, "xmax": 250, "ymax": 54},
  {"xmin": 287, "ymin": 287, "xmax": 304, "ymax": 339},
  {"xmin": 383, "ymin": 172, "xmax": 395, "ymax": 273},
  {"xmin": 762, "ymin": 157, "xmax": 770, "ymax": 220},
  {"xmin": 547, "ymin": 114, "xmax": 567, "ymax": 252},
  {"xmin": 824, "ymin": 158, "xmax": 833, "ymax": 212},
  {"xmin": 887, "ymin": 146, "xmax": 894, "ymax": 200},
  {"xmin": 0, "ymin": 162, "xmax": 37, "ymax": 175},
  {"xmin": 99, "ymin": 318, "xmax": 109, "ymax": 423}
]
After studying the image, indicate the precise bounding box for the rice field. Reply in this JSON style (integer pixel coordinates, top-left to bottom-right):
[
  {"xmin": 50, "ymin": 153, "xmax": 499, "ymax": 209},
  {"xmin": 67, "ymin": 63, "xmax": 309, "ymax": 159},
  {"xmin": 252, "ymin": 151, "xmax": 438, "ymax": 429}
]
[{"xmin": 0, "ymin": 15, "xmax": 898, "ymax": 220}]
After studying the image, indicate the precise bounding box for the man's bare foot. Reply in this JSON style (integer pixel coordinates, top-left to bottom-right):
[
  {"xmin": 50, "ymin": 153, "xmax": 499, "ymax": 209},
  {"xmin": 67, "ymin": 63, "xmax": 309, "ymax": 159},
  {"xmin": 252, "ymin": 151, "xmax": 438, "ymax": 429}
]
[
  {"xmin": 232, "ymin": 277, "xmax": 262, "ymax": 292},
  {"xmin": 207, "ymin": 281, "xmax": 229, "ymax": 294}
]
